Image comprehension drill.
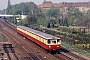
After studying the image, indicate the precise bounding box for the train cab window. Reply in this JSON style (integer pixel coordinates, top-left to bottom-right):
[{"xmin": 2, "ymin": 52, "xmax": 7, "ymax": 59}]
[
  {"xmin": 57, "ymin": 40, "xmax": 60, "ymax": 44},
  {"xmin": 47, "ymin": 40, "xmax": 51, "ymax": 44},
  {"xmin": 52, "ymin": 40, "xmax": 56, "ymax": 44},
  {"xmin": 57, "ymin": 39, "xmax": 61, "ymax": 44}
]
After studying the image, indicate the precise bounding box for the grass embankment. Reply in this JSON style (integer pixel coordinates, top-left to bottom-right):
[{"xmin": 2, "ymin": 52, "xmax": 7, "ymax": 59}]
[
  {"xmin": 42, "ymin": 26, "xmax": 90, "ymax": 58},
  {"xmin": 62, "ymin": 42, "xmax": 90, "ymax": 58},
  {"xmin": 31, "ymin": 25, "xmax": 90, "ymax": 57}
]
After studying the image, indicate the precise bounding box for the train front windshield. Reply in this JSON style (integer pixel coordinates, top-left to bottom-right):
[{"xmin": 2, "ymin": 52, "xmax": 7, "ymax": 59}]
[
  {"xmin": 52, "ymin": 40, "xmax": 56, "ymax": 44},
  {"xmin": 47, "ymin": 39, "xmax": 61, "ymax": 44},
  {"xmin": 47, "ymin": 40, "xmax": 56, "ymax": 44},
  {"xmin": 57, "ymin": 39, "xmax": 61, "ymax": 44}
]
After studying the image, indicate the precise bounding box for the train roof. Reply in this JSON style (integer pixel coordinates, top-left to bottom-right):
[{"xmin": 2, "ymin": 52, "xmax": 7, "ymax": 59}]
[{"xmin": 17, "ymin": 26, "xmax": 60, "ymax": 40}]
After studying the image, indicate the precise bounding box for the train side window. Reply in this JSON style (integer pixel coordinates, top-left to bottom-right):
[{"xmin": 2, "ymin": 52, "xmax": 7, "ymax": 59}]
[
  {"xmin": 40, "ymin": 38, "xmax": 42, "ymax": 42},
  {"xmin": 33, "ymin": 34, "xmax": 36, "ymax": 38},
  {"xmin": 47, "ymin": 40, "xmax": 50, "ymax": 44},
  {"xmin": 44, "ymin": 39, "xmax": 47, "ymax": 44},
  {"xmin": 37, "ymin": 36, "xmax": 39, "ymax": 40},
  {"xmin": 39, "ymin": 37, "xmax": 41, "ymax": 41},
  {"xmin": 44, "ymin": 40, "xmax": 47, "ymax": 44},
  {"xmin": 29, "ymin": 32, "xmax": 31, "ymax": 36},
  {"xmin": 57, "ymin": 40, "xmax": 60, "ymax": 44}
]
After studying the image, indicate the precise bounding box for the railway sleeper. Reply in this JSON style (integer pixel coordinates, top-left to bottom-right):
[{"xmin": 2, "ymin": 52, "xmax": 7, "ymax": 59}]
[
  {"xmin": 22, "ymin": 57, "xmax": 31, "ymax": 59},
  {"xmin": 28, "ymin": 53, "xmax": 40, "ymax": 60}
]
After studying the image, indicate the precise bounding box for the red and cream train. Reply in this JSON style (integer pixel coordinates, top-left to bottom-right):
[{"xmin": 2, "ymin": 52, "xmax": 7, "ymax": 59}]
[{"xmin": 17, "ymin": 26, "xmax": 61, "ymax": 51}]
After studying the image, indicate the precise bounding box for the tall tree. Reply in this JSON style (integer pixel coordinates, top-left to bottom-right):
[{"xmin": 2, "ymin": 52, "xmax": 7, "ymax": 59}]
[
  {"xmin": 7, "ymin": 2, "xmax": 41, "ymax": 15},
  {"xmin": 25, "ymin": 15, "xmax": 37, "ymax": 27},
  {"xmin": 6, "ymin": 0, "xmax": 11, "ymax": 14},
  {"xmin": 46, "ymin": 8, "xmax": 60, "ymax": 19}
]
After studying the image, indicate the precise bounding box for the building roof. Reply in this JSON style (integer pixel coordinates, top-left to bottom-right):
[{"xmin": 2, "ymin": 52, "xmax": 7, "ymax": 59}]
[
  {"xmin": 37, "ymin": 2, "xmax": 90, "ymax": 8},
  {"xmin": 38, "ymin": 3, "xmax": 54, "ymax": 8}
]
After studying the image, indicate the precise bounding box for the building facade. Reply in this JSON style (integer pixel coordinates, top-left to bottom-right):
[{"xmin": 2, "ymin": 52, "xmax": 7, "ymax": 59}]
[{"xmin": 38, "ymin": 0, "xmax": 90, "ymax": 12}]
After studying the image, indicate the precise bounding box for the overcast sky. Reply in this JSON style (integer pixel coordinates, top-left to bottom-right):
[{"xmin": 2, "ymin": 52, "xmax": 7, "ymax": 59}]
[{"xmin": 0, "ymin": 0, "xmax": 89, "ymax": 10}]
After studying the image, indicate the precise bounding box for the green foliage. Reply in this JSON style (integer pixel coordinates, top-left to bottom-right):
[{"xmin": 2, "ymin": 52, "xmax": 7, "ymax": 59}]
[
  {"xmin": 62, "ymin": 42, "xmax": 90, "ymax": 58},
  {"xmin": 74, "ymin": 8, "xmax": 81, "ymax": 17},
  {"xmin": 67, "ymin": 7, "xmax": 81, "ymax": 26},
  {"xmin": 6, "ymin": 2, "xmax": 41, "ymax": 27},
  {"xmin": 68, "ymin": 15, "xmax": 76, "ymax": 25},
  {"xmin": 47, "ymin": 23, "xmax": 50, "ymax": 28},
  {"xmin": 46, "ymin": 8, "xmax": 60, "ymax": 18},
  {"xmin": 25, "ymin": 15, "xmax": 37, "ymax": 27},
  {"xmin": 86, "ymin": 10, "xmax": 90, "ymax": 19},
  {"xmin": 36, "ymin": 13, "xmax": 48, "ymax": 26},
  {"xmin": 6, "ymin": 2, "xmax": 90, "ymax": 29},
  {"xmin": 38, "ymin": 26, "xmax": 90, "ymax": 52},
  {"xmin": 37, "ymin": 19, "xmax": 48, "ymax": 26},
  {"xmin": 6, "ymin": 0, "xmax": 11, "ymax": 14},
  {"xmin": 15, "ymin": 9, "xmax": 22, "ymax": 15},
  {"xmin": 7, "ymin": 2, "xmax": 40, "ymax": 15}
]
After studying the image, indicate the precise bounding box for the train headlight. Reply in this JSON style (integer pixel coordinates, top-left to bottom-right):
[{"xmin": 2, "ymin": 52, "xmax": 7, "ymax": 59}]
[
  {"xmin": 57, "ymin": 46, "xmax": 59, "ymax": 47},
  {"xmin": 49, "ymin": 46, "xmax": 51, "ymax": 48}
]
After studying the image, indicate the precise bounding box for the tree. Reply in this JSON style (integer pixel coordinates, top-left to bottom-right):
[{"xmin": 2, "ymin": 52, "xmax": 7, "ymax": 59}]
[
  {"xmin": 47, "ymin": 23, "xmax": 51, "ymax": 28},
  {"xmin": 6, "ymin": 0, "xmax": 11, "ymax": 14},
  {"xmin": 68, "ymin": 15, "xmax": 76, "ymax": 25},
  {"xmin": 85, "ymin": 10, "xmax": 90, "ymax": 28},
  {"xmin": 6, "ymin": 2, "xmax": 41, "ymax": 15},
  {"xmin": 36, "ymin": 13, "xmax": 48, "ymax": 27},
  {"xmin": 15, "ymin": 9, "xmax": 22, "ymax": 15},
  {"xmin": 86, "ymin": 10, "xmax": 90, "ymax": 19},
  {"xmin": 26, "ymin": 15, "xmax": 37, "ymax": 27},
  {"xmin": 46, "ymin": 8, "xmax": 60, "ymax": 19}
]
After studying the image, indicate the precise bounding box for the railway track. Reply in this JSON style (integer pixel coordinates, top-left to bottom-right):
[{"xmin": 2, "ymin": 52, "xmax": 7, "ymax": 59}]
[
  {"xmin": 0, "ymin": 20, "xmax": 67, "ymax": 60},
  {"xmin": 0, "ymin": 20, "xmax": 51, "ymax": 60},
  {"xmin": 0, "ymin": 20, "xmax": 89, "ymax": 60},
  {"xmin": 59, "ymin": 47, "xmax": 90, "ymax": 60},
  {"xmin": 0, "ymin": 20, "xmax": 58, "ymax": 60},
  {"xmin": 3, "ymin": 46, "xmax": 19, "ymax": 60},
  {"xmin": 53, "ymin": 53, "xmax": 72, "ymax": 60},
  {"xmin": 0, "ymin": 20, "xmax": 42, "ymax": 60},
  {"xmin": 0, "ymin": 27, "xmax": 41, "ymax": 60}
]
